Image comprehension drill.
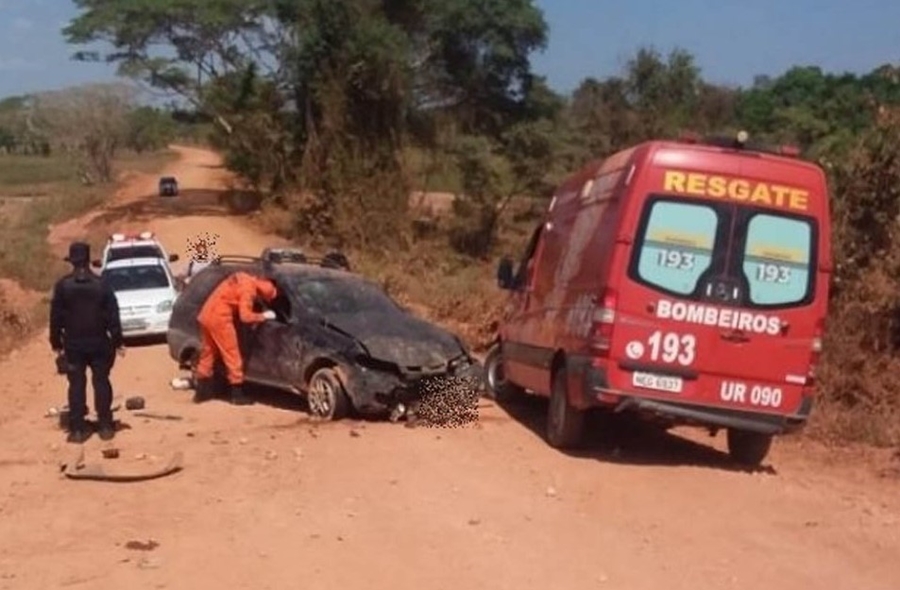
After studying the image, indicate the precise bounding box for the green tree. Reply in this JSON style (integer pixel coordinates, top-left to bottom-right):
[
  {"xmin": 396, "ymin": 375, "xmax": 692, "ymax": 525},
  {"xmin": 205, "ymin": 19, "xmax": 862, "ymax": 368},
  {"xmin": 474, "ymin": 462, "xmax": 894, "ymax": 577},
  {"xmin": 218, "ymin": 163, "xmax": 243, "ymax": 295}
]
[{"xmin": 126, "ymin": 106, "xmax": 177, "ymax": 153}]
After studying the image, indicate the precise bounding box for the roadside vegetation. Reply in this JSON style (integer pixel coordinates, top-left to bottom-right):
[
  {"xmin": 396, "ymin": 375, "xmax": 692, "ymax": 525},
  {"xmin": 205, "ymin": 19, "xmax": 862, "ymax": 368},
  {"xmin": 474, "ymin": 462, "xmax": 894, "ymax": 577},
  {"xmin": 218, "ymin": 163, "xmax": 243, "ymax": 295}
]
[
  {"xmin": 0, "ymin": 88, "xmax": 186, "ymax": 355},
  {"xmin": 2, "ymin": 0, "xmax": 895, "ymax": 445}
]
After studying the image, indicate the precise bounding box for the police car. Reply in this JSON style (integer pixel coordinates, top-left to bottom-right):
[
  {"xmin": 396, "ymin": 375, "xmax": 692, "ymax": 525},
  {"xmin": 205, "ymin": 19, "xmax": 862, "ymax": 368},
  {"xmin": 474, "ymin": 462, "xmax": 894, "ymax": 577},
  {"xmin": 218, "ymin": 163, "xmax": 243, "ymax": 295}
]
[
  {"xmin": 92, "ymin": 231, "xmax": 179, "ymax": 271},
  {"xmin": 100, "ymin": 256, "xmax": 180, "ymax": 338}
]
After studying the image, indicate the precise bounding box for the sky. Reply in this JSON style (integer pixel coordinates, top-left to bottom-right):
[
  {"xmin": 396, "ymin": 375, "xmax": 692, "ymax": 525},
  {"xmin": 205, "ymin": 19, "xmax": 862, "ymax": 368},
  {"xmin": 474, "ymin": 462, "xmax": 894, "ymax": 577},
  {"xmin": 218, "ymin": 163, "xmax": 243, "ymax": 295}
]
[{"xmin": 0, "ymin": 0, "xmax": 897, "ymax": 99}]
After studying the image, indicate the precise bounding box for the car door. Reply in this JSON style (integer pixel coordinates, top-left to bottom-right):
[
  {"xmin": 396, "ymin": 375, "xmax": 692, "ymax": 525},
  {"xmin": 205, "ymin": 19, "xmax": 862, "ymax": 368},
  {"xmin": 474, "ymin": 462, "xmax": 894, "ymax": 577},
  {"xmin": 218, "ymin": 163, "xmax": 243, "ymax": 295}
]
[{"xmin": 242, "ymin": 280, "xmax": 301, "ymax": 388}]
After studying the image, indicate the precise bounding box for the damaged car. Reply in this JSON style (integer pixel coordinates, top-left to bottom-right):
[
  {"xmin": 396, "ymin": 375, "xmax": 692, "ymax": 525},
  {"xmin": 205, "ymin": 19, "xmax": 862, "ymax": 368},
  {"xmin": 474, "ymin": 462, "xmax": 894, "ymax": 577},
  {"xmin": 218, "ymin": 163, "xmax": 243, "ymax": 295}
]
[{"xmin": 166, "ymin": 248, "xmax": 482, "ymax": 421}]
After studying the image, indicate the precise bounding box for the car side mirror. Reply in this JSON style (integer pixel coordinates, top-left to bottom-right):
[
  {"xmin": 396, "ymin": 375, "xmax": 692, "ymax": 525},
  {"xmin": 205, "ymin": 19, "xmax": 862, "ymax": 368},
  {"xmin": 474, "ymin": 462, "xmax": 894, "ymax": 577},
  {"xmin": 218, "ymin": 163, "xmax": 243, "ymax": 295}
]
[
  {"xmin": 91, "ymin": 259, "xmax": 101, "ymax": 268},
  {"xmin": 169, "ymin": 254, "xmax": 179, "ymax": 262},
  {"xmin": 497, "ymin": 257, "xmax": 515, "ymax": 290}
]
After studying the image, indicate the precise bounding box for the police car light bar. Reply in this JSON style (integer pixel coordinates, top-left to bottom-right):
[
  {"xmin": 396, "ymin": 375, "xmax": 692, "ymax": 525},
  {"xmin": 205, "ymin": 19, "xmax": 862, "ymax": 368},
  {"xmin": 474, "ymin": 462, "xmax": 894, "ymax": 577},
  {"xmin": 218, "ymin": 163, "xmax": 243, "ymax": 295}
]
[{"xmin": 109, "ymin": 231, "xmax": 154, "ymax": 242}]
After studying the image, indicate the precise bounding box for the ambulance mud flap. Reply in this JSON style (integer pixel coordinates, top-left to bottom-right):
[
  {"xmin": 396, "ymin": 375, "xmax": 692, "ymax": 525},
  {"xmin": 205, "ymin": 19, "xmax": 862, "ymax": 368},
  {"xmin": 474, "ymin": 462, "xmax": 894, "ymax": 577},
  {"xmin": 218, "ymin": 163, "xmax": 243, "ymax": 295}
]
[{"xmin": 613, "ymin": 397, "xmax": 801, "ymax": 436}]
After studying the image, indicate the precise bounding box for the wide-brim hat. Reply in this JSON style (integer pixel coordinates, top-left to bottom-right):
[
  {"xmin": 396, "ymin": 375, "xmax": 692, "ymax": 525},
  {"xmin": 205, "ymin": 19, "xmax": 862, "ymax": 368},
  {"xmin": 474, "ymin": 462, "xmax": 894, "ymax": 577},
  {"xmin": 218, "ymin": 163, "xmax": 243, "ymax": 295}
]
[{"xmin": 64, "ymin": 241, "xmax": 90, "ymax": 265}]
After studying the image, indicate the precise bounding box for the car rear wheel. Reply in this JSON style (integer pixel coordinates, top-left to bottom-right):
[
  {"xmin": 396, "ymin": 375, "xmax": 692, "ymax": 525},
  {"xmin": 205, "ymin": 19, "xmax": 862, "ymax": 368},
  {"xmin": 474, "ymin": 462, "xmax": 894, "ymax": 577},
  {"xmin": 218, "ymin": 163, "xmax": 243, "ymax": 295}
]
[
  {"xmin": 547, "ymin": 364, "xmax": 585, "ymax": 449},
  {"xmin": 483, "ymin": 343, "xmax": 526, "ymax": 403},
  {"xmin": 307, "ymin": 367, "xmax": 351, "ymax": 421},
  {"xmin": 726, "ymin": 429, "xmax": 773, "ymax": 466}
]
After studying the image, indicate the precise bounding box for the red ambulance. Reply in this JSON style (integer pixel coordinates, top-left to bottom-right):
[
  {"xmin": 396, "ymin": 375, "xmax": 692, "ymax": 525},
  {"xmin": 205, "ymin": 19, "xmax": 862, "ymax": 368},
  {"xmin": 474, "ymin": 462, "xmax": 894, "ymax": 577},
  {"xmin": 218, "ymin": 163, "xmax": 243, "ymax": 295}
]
[{"xmin": 485, "ymin": 131, "xmax": 831, "ymax": 466}]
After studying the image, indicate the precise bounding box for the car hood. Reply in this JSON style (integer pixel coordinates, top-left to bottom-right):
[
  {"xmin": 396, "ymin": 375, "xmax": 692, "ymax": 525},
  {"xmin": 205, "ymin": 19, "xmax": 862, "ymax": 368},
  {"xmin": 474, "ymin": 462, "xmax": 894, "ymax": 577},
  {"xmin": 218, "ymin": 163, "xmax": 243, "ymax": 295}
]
[
  {"xmin": 323, "ymin": 311, "xmax": 465, "ymax": 369},
  {"xmin": 113, "ymin": 288, "xmax": 176, "ymax": 310}
]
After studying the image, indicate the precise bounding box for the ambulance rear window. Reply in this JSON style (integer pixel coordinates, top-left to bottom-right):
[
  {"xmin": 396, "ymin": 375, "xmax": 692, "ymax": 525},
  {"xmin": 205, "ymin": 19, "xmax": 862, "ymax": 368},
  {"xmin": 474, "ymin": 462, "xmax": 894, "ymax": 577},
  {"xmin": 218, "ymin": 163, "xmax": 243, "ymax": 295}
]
[
  {"xmin": 635, "ymin": 201, "xmax": 718, "ymax": 295},
  {"xmin": 741, "ymin": 213, "xmax": 813, "ymax": 306}
]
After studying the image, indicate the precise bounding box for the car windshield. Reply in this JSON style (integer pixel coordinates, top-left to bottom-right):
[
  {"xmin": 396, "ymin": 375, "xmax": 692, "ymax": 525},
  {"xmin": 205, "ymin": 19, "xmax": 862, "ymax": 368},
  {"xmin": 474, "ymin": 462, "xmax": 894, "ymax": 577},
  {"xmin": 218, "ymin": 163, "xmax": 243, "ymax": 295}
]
[
  {"xmin": 107, "ymin": 245, "xmax": 164, "ymax": 262},
  {"xmin": 630, "ymin": 196, "xmax": 815, "ymax": 309},
  {"xmin": 102, "ymin": 265, "xmax": 171, "ymax": 292},
  {"xmin": 285, "ymin": 276, "xmax": 401, "ymax": 315}
]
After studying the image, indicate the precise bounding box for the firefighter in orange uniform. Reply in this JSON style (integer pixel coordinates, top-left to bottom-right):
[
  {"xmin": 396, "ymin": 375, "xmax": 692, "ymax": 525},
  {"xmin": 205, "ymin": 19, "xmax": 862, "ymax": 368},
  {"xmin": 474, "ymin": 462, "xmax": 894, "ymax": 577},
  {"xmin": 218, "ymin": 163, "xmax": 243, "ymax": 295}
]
[{"xmin": 192, "ymin": 272, "xmax": 278, "ymax": 405}]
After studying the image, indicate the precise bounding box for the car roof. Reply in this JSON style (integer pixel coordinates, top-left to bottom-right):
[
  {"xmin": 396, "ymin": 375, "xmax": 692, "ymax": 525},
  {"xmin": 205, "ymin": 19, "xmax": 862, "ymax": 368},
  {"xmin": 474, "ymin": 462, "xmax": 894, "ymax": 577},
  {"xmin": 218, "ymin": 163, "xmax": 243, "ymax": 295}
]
[
  {"xmin": 213, "ymin": 260, "xmax": 371, "ymax": 286},
  {"xmin": 103, "ymin": 257, "xmax": 169, "ymax": 270}
]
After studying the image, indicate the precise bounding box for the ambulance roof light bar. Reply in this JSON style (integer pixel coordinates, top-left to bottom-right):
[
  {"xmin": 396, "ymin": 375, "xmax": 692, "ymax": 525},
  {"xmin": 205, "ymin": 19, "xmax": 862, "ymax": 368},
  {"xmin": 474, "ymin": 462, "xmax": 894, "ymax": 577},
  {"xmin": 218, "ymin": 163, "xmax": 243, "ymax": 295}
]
[{"xmin": 678, "ymin": 129, "xmax": 803, "ymax": 159}]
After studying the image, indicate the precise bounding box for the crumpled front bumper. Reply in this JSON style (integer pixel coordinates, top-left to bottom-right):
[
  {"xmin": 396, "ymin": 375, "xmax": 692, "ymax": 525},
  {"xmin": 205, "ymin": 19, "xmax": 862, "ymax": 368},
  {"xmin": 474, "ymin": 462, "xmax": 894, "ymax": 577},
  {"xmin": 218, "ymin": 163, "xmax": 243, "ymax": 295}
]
[{"xmin": 346, "ymin": 356, "xmax": 483, "ymax": 416}]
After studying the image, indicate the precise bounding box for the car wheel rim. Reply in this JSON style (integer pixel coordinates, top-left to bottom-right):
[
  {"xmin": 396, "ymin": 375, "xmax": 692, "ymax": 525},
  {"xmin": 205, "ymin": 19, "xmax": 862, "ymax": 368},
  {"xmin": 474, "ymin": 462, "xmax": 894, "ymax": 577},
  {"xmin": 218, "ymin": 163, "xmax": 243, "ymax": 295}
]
[{"xmin": 309, "ymin": 376, "xmax": 334, "ymax": 417}]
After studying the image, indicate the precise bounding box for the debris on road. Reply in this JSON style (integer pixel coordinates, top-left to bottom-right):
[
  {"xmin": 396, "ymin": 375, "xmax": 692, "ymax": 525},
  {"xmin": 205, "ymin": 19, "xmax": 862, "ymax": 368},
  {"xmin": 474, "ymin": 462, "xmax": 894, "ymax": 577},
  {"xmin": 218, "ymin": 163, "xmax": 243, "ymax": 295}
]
[
  {"xmin": 62, "ymin": 450, "xmax": 184, "ymax": 482},
  {"xmin": 125, "ymin": 396, "xmax": 146, "ymax": 410},
  {"xmin": 102, "ymin": 447, "xmax": 120, "ymax": 459},
  {"xmin": 132, "ymin": 411, "xmax": 183, "ymax": 421},
  {"xmin": 124, "ymin": 539, "xmax": 159, "ymax": 551},
  {"xmin": 170, "ymin": 377, "xmax": 192, "ymax": 390}
]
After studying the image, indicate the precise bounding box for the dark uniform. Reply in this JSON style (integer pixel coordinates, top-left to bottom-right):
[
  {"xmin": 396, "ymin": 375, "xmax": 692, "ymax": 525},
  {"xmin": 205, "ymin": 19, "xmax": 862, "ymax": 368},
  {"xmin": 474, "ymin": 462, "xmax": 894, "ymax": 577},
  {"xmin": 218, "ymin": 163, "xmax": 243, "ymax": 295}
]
[{"xmin": 50, "ymin": 242, "xmax": 124, "ymax": 443}]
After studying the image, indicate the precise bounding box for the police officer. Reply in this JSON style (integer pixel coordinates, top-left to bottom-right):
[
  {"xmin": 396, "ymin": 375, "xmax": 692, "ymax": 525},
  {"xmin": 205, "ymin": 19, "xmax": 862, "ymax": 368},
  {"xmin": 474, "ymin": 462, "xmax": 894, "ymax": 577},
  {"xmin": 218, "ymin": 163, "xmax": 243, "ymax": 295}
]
[{"xmin": 50, "ymin": 241, "xmax": 125, "ymax": 443}]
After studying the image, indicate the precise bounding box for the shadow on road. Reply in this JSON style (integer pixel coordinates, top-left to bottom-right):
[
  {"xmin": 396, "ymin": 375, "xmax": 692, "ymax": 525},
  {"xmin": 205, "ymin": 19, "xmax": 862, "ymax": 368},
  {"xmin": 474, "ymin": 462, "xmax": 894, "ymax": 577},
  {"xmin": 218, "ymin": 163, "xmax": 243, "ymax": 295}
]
[
  {"xmin": 123, "ymin": 334, "xmax": 168, "ymax": 348},
  {"xmin": 88, "ymin": 188, "xmax": 261, "ymax": 230},
  {"xmin": 493, "ymin": 395, "xmax": 779, "ymax": 475}
]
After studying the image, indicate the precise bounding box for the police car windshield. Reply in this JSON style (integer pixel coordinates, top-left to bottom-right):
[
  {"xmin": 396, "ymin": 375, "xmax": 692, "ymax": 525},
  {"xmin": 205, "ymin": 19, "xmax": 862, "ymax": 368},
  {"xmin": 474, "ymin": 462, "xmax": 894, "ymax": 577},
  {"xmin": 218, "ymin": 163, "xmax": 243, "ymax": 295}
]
[
  {"xmin": 102, "ymin": 265, "xmax": 170, "ymax": 291},
  {"xmin": 107, "ymin": 245, "xmax": 164, "ymax": 262},
  {"xmin": 630, "ymin": 196, "xmax": 814, "ymax": 309},
  {"xmin": 285, "ymin": 276, "xmax": 400, "ymax": 315}
]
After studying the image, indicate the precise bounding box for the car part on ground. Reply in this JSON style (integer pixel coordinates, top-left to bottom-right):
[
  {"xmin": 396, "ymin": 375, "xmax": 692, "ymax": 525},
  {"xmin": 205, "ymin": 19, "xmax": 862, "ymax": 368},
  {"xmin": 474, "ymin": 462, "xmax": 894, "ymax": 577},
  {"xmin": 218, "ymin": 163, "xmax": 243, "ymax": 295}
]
[
  {"xmin": 61, "ymin": 448, "xmax": 184, "ymax": 482},
  {"xmin": 125, "ymin": 396, "xmax": 145, "ymax": 410}
]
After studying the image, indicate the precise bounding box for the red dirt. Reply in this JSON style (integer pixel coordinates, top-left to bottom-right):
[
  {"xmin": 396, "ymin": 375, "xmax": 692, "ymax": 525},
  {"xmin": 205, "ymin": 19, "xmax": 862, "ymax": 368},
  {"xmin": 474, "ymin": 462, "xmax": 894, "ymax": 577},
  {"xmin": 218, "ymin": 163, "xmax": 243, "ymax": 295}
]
[{"xmin": 0, "ymin": 146, "xmax": 897, "ymax": 590}]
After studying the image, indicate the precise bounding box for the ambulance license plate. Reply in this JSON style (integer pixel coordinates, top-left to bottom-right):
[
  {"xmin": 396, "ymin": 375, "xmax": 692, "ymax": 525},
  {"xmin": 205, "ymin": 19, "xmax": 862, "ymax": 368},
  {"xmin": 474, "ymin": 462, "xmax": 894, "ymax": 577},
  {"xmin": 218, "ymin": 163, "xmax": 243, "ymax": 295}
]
[{"xmin": 632, "ymin": 372, "xmax": 683, "ymax": 394}]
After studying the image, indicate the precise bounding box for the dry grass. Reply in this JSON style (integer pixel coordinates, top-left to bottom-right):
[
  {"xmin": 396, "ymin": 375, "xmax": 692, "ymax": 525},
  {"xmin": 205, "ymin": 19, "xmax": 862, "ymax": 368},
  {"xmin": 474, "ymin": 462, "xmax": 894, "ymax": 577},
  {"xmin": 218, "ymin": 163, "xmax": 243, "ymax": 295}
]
[
  {"xmin": 0, "ymin": 154, "xmax": 77, "ymax": 187},
  {"xmin": 0, "ymin": 149, "xmax": 176, "ymax": 357}
]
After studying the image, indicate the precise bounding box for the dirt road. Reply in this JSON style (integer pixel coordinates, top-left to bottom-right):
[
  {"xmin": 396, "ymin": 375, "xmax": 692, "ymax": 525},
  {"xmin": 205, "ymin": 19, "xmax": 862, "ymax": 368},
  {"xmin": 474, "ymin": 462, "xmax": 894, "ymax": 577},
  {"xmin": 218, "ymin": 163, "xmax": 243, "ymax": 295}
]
[{"xmin": 0, "ymin": 146, "xmax": 898, "ymax": 590}]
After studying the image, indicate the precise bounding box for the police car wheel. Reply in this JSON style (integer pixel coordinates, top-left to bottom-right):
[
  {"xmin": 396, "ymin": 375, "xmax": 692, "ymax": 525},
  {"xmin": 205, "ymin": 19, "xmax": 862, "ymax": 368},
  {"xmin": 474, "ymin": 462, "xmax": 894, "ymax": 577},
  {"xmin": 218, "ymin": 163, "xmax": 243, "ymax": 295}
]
[
  {"xmin": 546, "ymin": 365, "xmax": 585, "ymax": 449},
  {"xmin": 726, "ymin": 429, "xmax": 773, "ymax": 466},
  {"xmin": 483, "ymin": 343, "xmax": 525, "ymax": 402},
  {"xmin": 307, "ymin": 367, "xmax": 350, "ymax": 421}
]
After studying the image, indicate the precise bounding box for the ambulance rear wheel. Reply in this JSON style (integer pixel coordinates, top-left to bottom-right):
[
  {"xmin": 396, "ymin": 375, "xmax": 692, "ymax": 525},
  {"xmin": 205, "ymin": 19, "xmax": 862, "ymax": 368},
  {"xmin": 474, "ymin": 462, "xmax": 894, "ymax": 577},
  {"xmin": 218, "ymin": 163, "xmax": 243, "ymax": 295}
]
[
  {"xmin": 547, "ymin": 365, "xmax": 585, "ymax": 449},
  {"xmin": 483, "ymin": 343, "xmax": 525, "ymax": 403},
  {"xmin": 726, "ymin": 429, "xmax": 773, "ymax": 466}
]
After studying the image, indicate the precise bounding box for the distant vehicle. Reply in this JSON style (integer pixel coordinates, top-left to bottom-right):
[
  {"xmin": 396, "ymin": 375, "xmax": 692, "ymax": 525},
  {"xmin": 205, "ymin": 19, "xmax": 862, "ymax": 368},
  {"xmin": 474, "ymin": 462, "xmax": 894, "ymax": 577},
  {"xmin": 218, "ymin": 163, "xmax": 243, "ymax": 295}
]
[
  {"xmin": 487, "ymin": 130, "xmax": 832, "ymax": 466},
  {"xmin": 159, "ymin": 176, "xmax": 178, "ymax": 197},
  {"xmin": 101, "ymin": 257, "xmax": 180, "ymax": 339},
  {"xmin": 92, "ymin": 231, "xmax": 179, "ymax": 272},
  {"xmin": 166, "ymin": 248, "xmax": 480, "ymax": 421}
]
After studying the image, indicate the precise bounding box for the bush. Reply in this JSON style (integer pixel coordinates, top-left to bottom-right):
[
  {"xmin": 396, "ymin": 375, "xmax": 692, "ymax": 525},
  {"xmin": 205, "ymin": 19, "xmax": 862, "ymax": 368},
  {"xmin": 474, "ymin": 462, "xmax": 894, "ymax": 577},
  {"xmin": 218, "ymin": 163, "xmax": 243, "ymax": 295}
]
[{"xmin": 814, "ymin": 108, "xmax": 900, "ymax": 445}]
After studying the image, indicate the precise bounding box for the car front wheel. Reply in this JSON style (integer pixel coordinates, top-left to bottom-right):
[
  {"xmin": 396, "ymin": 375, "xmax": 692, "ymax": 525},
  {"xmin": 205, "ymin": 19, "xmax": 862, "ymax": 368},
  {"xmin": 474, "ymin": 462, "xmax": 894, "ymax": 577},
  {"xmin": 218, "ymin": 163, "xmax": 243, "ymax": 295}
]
[{"xmin": 307, "ymin": 367, "xmax": 351, "ymax": 421}]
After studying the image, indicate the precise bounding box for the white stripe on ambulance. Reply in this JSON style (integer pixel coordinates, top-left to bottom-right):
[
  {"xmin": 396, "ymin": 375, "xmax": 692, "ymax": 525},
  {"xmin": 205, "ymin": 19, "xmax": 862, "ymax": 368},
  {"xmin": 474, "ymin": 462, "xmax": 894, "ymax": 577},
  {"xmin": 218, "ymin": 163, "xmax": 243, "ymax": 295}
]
[{"xmin": 655, "ymin": 299, "xmax": 782, "ymax": 336}]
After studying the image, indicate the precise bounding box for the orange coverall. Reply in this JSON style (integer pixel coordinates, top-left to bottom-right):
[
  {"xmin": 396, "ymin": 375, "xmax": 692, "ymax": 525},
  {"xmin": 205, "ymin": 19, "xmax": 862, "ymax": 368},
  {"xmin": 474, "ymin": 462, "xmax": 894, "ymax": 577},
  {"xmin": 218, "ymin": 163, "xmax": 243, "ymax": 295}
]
[{"xmin": 195, "ymin": 272, "xmax": 278, "ymax": 385}]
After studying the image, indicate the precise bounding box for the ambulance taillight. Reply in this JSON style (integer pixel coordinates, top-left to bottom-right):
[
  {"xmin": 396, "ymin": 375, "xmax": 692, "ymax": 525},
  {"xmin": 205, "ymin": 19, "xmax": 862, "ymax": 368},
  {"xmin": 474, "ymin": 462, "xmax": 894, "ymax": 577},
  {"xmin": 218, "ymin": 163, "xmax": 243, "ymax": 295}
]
[
  {"xmin": 588, "ymin": 289, "xmax": 618, "ymax": 356},
  {"xmin": 807, "ymin": 318, "xmax": 825, "ymax": 384}
]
